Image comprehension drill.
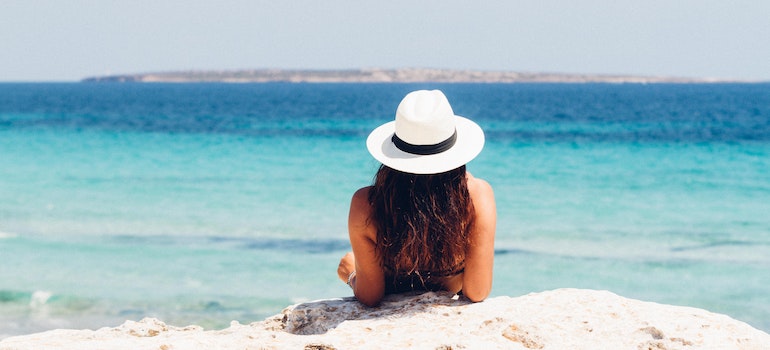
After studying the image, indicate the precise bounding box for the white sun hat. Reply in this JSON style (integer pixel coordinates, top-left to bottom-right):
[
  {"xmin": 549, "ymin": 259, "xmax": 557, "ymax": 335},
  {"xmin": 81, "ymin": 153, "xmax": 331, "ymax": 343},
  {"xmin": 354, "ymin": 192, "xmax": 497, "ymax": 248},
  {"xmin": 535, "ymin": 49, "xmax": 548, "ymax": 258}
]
[{"xmin": 366, "ymin": 90, "xmax": 485, "ymax": 174}]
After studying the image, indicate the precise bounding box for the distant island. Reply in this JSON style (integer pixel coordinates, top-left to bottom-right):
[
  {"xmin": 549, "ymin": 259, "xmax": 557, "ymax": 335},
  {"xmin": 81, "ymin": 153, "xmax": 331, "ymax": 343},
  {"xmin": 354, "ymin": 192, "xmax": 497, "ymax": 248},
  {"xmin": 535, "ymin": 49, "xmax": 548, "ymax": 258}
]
[{"xmin": 82, "ymin": 68, "xmax": 743, "ymax": 84}]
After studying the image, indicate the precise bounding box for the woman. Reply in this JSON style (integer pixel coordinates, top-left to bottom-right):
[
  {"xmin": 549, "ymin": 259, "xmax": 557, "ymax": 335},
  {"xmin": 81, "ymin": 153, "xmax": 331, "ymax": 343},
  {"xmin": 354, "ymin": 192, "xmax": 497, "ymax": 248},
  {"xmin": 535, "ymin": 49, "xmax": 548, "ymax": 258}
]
[{"xmin": 337, "ymin": 90, "xmax": 496, "ymax": 306}]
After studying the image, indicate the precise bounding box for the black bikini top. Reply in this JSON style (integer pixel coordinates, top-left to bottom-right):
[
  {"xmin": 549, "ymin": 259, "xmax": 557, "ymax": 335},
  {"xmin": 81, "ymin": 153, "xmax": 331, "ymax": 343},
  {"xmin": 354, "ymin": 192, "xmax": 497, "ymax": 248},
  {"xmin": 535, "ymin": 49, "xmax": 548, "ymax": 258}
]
[{"xmin": 382, "ymin": 263, "xmax": 465, "ymax": 294}]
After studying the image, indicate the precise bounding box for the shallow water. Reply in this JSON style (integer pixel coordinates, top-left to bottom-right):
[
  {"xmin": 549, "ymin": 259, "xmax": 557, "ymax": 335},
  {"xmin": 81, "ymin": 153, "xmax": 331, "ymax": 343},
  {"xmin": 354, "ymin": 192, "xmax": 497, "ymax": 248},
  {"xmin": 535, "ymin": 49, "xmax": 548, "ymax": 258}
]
[{"xmin": 1, "ymin": 83, "xmax": 768, "ymax": 336}]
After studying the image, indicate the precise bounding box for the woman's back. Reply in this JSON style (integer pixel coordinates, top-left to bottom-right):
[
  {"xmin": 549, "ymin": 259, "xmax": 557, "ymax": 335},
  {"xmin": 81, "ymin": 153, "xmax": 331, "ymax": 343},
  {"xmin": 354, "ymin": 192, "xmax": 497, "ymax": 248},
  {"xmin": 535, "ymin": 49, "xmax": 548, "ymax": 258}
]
[
  {"xmin": 369, "ymin": 165, "xmax": 472, "ymax": 284},
  {"xmin": 341, "ymin": 170, "xmax": 495, "ymax": 305}
]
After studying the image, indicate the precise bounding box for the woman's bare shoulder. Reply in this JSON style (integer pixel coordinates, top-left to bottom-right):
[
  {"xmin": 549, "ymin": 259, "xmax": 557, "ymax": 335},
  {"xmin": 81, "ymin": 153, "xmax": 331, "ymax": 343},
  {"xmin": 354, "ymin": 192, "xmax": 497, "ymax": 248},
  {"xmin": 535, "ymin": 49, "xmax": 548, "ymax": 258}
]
[
  {"xmin": 467, "ymin": 172, "xmax": 496, "ymax": 225},
  {"xmin": 349, "ymin": 186, "xmax": 375, "ymax": 234},
  {"xmin": 352, "ymin": 186, "xmax": 373, "ymax": 204},
  {"xmin": 466, "ymin": 173, "xmax": 494, "ymax": 197}
]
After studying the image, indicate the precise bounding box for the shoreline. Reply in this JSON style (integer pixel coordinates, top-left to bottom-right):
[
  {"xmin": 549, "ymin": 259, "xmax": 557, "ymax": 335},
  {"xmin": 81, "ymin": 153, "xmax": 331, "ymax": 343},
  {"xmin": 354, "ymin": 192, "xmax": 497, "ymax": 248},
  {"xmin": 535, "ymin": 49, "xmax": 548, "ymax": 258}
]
[{"xmin": 2, "ymin": 289, "xmax": 769, "ymax": 349}]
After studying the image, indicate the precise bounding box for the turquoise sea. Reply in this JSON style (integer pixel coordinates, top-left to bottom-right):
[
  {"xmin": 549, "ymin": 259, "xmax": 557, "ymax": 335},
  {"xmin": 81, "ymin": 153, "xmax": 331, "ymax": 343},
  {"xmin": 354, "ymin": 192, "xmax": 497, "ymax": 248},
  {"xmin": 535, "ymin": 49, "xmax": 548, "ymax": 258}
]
[{"xmin": 1, "ymin": 83, "xmax": 769, "ymax": 337}]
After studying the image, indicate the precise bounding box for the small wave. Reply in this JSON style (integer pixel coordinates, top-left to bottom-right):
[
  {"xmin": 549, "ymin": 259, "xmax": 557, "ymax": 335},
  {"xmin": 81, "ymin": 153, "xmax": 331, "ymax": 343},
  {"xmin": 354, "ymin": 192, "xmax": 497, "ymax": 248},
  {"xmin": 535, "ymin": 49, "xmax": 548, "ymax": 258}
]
[
  {"xmin": 0, "ymin": 290, "xmax": 28, "ymax": 303},
  {"xmin": 670, "ymin": 240, "xmax": 760, "ymax": 252},
  {"xmin": 207, "ymin": 236, "xmax": 351, "ymax": 253},
  {"xmin": 30, "ymin": 291, "xmax": 53, "ymax": 308},
  {"xmin": 107, "ymin": 234, "xmax": 352, "ymax": 254},
  {"xmin": 493, "ymin": 248, "xmax": 531, "ymax": 256},
  {"xmin": 0, "ymin": 290, "xmax": 54, "ymax": 308}
]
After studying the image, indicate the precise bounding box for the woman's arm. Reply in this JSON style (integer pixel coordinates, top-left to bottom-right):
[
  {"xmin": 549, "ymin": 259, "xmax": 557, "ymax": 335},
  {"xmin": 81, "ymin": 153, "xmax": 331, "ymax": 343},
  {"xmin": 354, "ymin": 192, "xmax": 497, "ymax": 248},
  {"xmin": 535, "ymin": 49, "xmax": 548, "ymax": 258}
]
[
  {"xmin": 340, "ymin": 186, "xmax": 385, "ymax": 306},
  {"xmin": 461, "ymin": 176, "xmax": 497, "ymax": 302}
]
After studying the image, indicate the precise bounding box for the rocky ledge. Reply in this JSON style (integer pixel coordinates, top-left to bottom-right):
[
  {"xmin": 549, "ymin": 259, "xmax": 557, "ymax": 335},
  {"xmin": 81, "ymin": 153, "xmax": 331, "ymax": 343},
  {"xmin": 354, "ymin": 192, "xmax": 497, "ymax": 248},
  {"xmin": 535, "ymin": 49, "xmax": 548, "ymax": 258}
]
[{"xmin": 1, "ymin": 288, "xmax": 768, "ymax": 349}]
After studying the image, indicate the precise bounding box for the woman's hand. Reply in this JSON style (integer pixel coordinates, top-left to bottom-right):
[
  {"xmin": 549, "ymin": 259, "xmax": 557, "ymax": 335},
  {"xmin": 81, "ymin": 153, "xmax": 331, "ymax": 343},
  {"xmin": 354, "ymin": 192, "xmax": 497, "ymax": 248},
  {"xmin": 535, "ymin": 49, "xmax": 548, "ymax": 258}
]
[{"xmin": 337, "ymin": 251, "xmax": 356, "ymax": 282}]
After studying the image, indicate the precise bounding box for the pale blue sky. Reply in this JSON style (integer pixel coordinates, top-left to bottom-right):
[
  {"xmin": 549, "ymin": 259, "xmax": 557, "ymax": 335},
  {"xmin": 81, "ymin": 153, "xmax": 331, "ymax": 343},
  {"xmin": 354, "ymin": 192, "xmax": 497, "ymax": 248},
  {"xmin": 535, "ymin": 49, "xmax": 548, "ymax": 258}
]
[{"xmin": 2, "ymin": 0, "xmax": 769, "ymax": 81}]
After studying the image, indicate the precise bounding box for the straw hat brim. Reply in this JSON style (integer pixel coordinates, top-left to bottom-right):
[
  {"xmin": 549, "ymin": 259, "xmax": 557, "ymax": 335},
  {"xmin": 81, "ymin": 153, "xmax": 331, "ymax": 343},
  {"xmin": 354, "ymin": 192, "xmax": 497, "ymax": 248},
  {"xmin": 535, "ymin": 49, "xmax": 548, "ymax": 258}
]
[{"xmin": 366, "ymin": 115, "xmax": 485, "ymax": 174}]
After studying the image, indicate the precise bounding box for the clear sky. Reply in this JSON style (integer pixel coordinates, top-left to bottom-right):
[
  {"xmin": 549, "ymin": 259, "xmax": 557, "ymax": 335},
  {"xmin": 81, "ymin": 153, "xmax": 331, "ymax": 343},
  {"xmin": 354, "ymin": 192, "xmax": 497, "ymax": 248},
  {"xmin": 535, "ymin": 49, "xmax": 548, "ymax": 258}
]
[{"xmin": 2, "ymin": 0, "xmax": 769, "ymax": 82}]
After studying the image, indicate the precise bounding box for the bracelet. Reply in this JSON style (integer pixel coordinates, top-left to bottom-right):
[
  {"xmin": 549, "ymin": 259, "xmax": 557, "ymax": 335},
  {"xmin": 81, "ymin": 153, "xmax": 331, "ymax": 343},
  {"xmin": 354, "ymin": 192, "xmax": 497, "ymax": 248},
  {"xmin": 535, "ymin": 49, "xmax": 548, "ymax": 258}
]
[{"xmin": 346, "ymin": 271, "xmax": 356, "ymax": 289}]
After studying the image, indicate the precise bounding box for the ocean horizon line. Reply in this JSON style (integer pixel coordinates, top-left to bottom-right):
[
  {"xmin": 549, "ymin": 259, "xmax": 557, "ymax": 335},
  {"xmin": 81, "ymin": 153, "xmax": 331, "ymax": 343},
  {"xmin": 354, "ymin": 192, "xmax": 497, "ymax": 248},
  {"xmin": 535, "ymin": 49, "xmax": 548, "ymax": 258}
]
[{"xmin": 79, "ymin": 68, "xmax": 765, "ymax": 84}]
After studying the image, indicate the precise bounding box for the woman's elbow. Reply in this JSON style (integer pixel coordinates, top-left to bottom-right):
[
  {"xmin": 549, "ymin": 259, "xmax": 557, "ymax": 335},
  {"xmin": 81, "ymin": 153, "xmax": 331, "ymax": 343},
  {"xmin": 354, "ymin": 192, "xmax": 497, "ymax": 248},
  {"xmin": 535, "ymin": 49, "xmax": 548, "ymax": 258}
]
[
  {"xmin": 462, "ymin": 284, "xmax": 491, "ymax": 302},
  {"xmin": 355, "ymin": 294, "xmax": 382, "ymax": 307},
  {"xmin": 354, "ymin": 289, "xmax": 384, "ymax": 307},
  {"xmin": 357, "ymin": 297, "xmax": 381, "ymax": 307},
  {"xmin": 464, "ymin": 292, "xmax": 489, "ymax": 302}
]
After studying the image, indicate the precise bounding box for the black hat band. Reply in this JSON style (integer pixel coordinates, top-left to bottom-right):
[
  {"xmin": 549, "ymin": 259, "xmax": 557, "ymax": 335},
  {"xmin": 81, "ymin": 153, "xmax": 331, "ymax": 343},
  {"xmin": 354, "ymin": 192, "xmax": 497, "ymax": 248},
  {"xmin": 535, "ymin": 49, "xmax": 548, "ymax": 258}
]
[{"xmin": 391, "ymin": 130, "xmax": 457, "ymax": 155}]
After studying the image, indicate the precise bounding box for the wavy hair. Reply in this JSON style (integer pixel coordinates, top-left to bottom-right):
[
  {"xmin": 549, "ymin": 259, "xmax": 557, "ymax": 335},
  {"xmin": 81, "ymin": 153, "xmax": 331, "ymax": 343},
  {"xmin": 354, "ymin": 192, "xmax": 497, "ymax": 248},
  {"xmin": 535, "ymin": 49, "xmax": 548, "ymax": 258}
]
[{"xmin": 368, "ymin": 164, "xmax": 474, "ymax": 277}]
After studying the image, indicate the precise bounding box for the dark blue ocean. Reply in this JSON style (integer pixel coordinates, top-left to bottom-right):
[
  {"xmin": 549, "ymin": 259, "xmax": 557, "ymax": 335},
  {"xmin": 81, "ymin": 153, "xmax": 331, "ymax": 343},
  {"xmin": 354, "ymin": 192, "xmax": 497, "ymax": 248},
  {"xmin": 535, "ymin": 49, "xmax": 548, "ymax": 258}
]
[{"xmin": 1, "ymin": 83, "xmax": 769, "ymax": 337}]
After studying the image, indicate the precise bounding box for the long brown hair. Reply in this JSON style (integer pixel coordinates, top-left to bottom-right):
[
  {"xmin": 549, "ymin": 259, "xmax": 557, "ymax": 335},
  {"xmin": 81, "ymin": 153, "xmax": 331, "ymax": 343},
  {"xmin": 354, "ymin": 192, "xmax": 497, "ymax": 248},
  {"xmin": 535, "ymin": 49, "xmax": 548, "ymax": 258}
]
[{"xmin": 368, "ymin": 164, "xmax": 474, "ymax": 276}]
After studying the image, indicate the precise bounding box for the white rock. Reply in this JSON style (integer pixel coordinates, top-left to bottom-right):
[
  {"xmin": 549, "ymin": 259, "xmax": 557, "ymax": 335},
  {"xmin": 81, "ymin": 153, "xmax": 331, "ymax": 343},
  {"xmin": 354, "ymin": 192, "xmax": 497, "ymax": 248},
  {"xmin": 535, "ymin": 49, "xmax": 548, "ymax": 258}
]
[{"xmin": 1, "ymin": 289, "xmax": 768, "ymax": 349}]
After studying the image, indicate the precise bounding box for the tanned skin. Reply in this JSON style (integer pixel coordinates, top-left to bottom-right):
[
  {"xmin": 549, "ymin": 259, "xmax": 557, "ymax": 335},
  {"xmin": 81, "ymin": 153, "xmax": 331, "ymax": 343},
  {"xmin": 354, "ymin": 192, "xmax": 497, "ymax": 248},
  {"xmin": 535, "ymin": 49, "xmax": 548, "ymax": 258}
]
[{"xmin": 337, "ymin": 172, "xmax": 496, "ymax": 306}]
